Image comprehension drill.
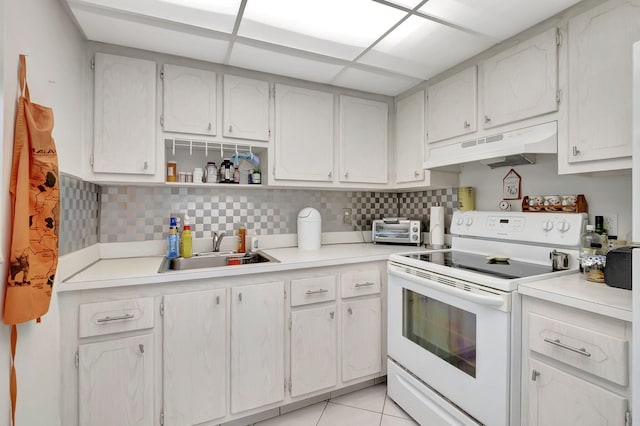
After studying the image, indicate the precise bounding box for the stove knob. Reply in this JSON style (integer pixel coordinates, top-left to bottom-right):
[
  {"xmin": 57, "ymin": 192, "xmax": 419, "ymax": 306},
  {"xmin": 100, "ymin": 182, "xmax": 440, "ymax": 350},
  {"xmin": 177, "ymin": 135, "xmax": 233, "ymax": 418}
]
[
  {"xmin": 412, "ymin": 226, "xmax": 419, "ymax": 233},
  {"xmin": 465, "ymin": 217, "xmax": 474, "ymax": 226},
  {"xmin": 556, "ymin": 219, "xmax": 570, "ymax": 233},
  {"xmin": 542, "ymin": 219, "xmax": 554, "ymax": 232},
  {"xmin": 456, "ymin": 216, "xmax": 464, "ymax": 226}
]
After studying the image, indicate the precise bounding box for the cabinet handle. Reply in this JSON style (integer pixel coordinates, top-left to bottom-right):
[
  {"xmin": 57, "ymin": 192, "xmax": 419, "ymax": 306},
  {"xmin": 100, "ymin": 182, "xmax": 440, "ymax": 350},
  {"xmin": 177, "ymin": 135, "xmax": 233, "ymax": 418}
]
[
  {"xmin": 572, "ymin": 146, "xmax": 580, "ymax": 156},
  {"xmin": 347, "ymin": 307, "xmax": 353, "ymax": 315},
  {"xmin": 484, "ymin": 115, "xmax": 491, "ymax": 124},
  {"xmin": 306, "ymin": 288, "xmax": 329, "ymax": 295},
  {"xmin": 143, "ymin": 161, "xmax": 148, "ymax": 170},
  {"xmin": 543, "ymin": 337, "xmax": 591, "ymax": 357},
  {"xmin": 216, "ymin": 296, "xmax": 220, "ymax": 305},
  {"xmin": 531, "ymin": 369, "xmax": 540, "ymax": 381},
  {"xmin": 354, "ymin": 282, "xmax": 374, "ymax": 288},
  {"xmin": 328, "ymin": 171, "xmax": 332, "ymax": 179},
  {"xmin": 208, "ymin": 122, "xmax": 212, "ymax": 131},
  {"xmin": 414, "ymin": 170, "xmax": 420, "ymax": 177},
  {"xmin": 96, "ymin": 313, "xmax": 134, "ymax": 323},
  {"xmin": 330, "ymin": 311, "xmax": 335, "ymax": 319},
  {"xmin": 238, "ymin": 292, "xmax": 242, "ymax": 302},
  {"xmin": 464, "ymin": 120, "xmax": 470, "ymax": 129},
  {"xmin": 344, "ymin": 172, "xmax": 349, "ymax": 179},
  {"xmin": 139, "ymin": 344, "xmax": 144, "ymax": 354},
  {"xmin": 228, "ymin": 125, "xmax": 232, "ymax": 133}
]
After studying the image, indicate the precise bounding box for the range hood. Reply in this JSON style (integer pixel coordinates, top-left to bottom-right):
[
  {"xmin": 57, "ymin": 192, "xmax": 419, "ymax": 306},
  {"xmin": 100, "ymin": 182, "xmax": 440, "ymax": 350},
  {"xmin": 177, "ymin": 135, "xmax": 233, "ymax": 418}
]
[{"xmin": 423, "ymin": 121, "xmax": 557, "ymax": 171}]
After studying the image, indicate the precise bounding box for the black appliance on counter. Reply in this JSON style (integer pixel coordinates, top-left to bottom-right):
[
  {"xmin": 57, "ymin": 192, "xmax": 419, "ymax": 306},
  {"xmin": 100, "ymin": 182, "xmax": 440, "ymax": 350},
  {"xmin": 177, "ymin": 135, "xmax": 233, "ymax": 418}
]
[{"xmin": 604, "ymin": 246, "xmax": 636, "ymax": 290}]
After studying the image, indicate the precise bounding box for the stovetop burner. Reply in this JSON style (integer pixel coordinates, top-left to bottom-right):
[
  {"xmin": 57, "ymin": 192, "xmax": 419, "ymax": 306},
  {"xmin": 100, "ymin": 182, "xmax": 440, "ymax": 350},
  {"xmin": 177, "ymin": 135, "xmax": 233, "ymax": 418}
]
[{"xmin": 402, "ymin": 250, "xmax": 554, "ymax": 280}]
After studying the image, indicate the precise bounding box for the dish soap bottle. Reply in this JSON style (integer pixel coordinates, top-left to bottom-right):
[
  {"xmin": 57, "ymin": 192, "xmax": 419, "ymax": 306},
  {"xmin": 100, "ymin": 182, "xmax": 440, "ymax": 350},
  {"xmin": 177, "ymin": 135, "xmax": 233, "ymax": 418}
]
[
  {"xmin": 237, "ymin": 224, "xmax": 246, "ymax": 253},
  {"xmin": 181, "ymin": 216, "xmax": 193, "ymax": 258},
  {"xmin": 167, "ymin": 217, "xmax": 179, "ymax": 259},
  {"xmin": 579, "ymin": 224, "xmax": 607, "ymax": 282}
]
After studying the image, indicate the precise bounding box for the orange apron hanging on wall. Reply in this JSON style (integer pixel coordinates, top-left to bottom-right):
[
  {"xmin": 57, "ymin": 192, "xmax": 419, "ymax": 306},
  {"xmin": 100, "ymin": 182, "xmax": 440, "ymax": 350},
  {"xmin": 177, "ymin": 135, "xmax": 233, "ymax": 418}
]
[{"xmin": 4, "ymin": 54, "xmax": 60, "ymax": 425}]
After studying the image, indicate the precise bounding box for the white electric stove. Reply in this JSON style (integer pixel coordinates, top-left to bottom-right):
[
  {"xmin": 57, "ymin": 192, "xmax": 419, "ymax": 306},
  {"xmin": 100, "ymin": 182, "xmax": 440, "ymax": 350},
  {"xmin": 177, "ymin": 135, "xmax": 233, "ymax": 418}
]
[{"xmin": 387, "ymin": 210, "xmax": 587, "ymax": 426}]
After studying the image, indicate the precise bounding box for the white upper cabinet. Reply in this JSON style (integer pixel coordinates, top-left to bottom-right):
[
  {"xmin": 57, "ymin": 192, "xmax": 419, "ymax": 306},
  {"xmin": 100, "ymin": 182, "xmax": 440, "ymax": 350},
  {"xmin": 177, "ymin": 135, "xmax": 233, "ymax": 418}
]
[
  {"xmin": 566, "ymin": 0, "xmax": 640, "ymax": 166},
  {"xmin": 338, "ymin": 96, "xmax": 388, "ymax": 184},
  {"xmin": 223, "ymin": 75, "xmax": 270, "ymax": 141},
  {"xmin": 162, "ymin": 64, "xmax": 216, "ymax": 135},
  {"xmin": 162, "ymin": 64, "xmax": 216, "ymax": 136},
  {"xmin": 93, "ymin": 53, "xmax": 156, "ymax": 175},
  {"xmin": 395, "ymin": 90, "xmax": 425, "ymax": 183},
  {"xmin": 274, "ymin": 84, "xmax": 334, "ymax": 182},
  {"xmin": 427, "ymin": 66, "xmax": 477, "ymax": 143},
  {"xmin": 483, "ymin": 28, "xmax": 559, "ymax": 129}
]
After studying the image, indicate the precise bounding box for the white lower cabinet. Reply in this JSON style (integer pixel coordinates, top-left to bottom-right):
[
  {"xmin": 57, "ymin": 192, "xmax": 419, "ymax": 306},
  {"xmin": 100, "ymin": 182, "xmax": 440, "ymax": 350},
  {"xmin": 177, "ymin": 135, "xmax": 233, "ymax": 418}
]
[
  {"xmin": 528, "ymin": 358, "xmax": 627, "ymax": 426},
  {"xmin": 162, "ymin": 289, "xmax": 226, "ymax": 425},
  {"xmin": 78, "ymin": 334, "xmax": 154, "ymax": 426},
  {"xmin": 231, "ymin": 281, "xmax": 285, "ymax": 413},
  {"xmin": 341, "ymin": 297, "xmax": 382, "ymax": 382},
  {"xmin": 290, "ymin": 305, "xmax": 338, "ymax": 396},
  {"xmin": 521, "ymin": 296, "xmax": 631, "ymax": 426}
]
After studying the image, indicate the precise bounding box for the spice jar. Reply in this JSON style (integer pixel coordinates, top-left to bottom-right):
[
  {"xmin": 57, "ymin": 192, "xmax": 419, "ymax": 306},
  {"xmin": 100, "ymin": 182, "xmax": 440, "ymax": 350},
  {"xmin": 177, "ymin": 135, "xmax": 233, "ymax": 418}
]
[{"xmin": 167, "ymin": 161, "xmax": 177, "ymax": 182}]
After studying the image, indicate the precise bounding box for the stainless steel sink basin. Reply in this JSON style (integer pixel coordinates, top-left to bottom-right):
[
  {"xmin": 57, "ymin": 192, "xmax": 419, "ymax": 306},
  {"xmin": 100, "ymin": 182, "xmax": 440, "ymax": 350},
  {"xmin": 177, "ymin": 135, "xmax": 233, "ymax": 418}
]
[{"xmin": 159, "ymin": 251, "xmax": 278, "ymax": 272}]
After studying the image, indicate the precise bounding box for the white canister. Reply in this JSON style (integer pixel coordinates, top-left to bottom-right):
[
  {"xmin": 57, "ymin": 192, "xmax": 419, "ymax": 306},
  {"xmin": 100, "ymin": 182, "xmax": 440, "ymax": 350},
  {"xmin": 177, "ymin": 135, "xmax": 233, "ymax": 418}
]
[
  {"xmin": 193, "ymin": 168, "xmax": 204, "ymax": 183},
  {"xmin": 297, "ymin": 207, "xmax": 321, "ymax": 250}
]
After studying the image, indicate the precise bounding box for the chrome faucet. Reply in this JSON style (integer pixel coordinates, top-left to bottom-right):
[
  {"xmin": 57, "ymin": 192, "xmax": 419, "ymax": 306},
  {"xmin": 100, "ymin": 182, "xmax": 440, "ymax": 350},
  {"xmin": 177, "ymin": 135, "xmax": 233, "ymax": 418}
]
[{"xmin": 212, "ymin": 231, "xmax": 225, "ymax": 252}]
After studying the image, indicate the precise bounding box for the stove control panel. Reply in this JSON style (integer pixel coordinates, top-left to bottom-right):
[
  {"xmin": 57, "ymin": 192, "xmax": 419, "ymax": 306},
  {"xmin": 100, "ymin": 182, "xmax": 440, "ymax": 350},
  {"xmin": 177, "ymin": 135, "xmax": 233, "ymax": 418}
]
[{"xmin": 450, "ymin": 211, "xmax": 587, "ymax": 246}]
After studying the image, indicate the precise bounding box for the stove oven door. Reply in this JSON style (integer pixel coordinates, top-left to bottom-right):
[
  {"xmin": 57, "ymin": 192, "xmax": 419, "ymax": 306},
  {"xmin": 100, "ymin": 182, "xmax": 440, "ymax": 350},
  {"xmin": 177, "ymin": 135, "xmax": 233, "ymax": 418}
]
[{"xmin": 387, "ymin": 263, "xmax": 512, "ymax": 426}]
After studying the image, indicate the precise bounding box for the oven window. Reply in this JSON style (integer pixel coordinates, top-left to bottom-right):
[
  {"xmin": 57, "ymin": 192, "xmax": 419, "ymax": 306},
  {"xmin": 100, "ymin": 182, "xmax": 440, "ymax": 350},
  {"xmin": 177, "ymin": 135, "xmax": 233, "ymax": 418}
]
[{"xmin": 402, "ymin": 289, "xmax": 477, "ymax": 377}]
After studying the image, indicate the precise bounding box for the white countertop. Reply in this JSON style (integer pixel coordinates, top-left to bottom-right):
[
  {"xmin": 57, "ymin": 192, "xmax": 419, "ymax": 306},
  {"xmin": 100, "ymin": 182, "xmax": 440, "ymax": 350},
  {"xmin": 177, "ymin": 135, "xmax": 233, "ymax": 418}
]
[
  {"xmin": 60, "ymin": 243, "xmax": 412, "ymax": 292},
  {"xmin": 518, "ymin": 273, "xmax": 632, "ymax": 322}
]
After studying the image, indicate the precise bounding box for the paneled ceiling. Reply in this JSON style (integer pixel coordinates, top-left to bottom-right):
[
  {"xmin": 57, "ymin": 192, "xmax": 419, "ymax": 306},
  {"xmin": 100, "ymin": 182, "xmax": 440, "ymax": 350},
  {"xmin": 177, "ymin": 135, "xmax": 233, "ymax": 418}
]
[{"xmin": 65, "ymin": 0, "xmax": 581, "ymax": 96}]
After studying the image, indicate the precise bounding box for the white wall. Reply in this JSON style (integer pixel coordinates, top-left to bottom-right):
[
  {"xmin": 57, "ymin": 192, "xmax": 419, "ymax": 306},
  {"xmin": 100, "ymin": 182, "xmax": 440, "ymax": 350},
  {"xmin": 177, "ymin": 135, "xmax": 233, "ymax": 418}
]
[
  {"xmin": 1, "ymin": 0, "xmax": 85, "ymax": 424},
  {"xmin": 460, "ymin": 154, "xmax": 633, "ymax": 239}
]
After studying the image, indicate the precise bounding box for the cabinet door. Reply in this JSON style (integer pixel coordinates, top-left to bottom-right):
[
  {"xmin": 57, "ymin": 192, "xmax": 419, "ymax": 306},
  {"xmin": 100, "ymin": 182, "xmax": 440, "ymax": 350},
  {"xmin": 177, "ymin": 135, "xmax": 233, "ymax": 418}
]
[
  {"xmin": 162, "ymin": 64, "xmax": 216, "ymax": 135},
  {"xmin": 223, "ymin": 75, "xmax": 270, "ymax": 141},
  {"xmin": 395, "ymin": 91, "xmax": 425, "ymax": 183},
  {"xmin": 528, "ymin": 359, "xmax": 627, "ymax": 426},
  {"xmin": 163, "ymin": 289, "xmax": 226, "ymax": 425},
  {"xmin": 483, "ymin": 28, "xmax": 559, "ymax": 129},
  {"xmin": 568, "ymin": 0, "xmax": 640, "ymax": 164},
  {"xmin": 231, "ymin": 281, "xmax": 285, "ymax": 413},
  {"xmin": 94, "ymin": 53, "xmax": 156, "ymax": 175},
  {"xmin": 79, "ymin": 334, "xmax": 153, "ymax": 426},
  {"xmin": 291, "ymin": 304, "xmax": 338, "ymax": 397},
  {"xmin": 338, "ymin": 96, "xmax": 388, "ymax": 184},
  {"xmin": 341, "ymin": 298, "xmax": 381, "ymax": 382},
  {"xmin": 274, "ymin": 84, "xmax": 334, "ymax": 182},
  {"xmin": 427, "ymin": 66, "xmax": 477, "ymax": 143}
]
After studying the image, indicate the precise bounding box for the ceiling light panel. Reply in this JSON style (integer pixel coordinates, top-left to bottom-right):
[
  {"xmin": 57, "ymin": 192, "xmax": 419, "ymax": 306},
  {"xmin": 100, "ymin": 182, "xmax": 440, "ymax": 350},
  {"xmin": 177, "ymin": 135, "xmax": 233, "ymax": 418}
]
[
  {"xmin": 229, "ymin": 42, "xmax": 345, "ymax": 84},
  {"xmin": 332, "ymin": 67, "xmax": 422, "ymax": 96},
  {"xmin": 70, "ymin": 0, "xmax": 241, "ymax": 33},
  {"xmin": 239, "ymin": 0, "xmax": 407, "ymax": 60},
  {"xmin": 71, "ymin": 6, "xmax": 229, "ymax": 63},
  {"xmin": 382, "ymin": 0, "xmax": 425, "ymax": 9},
  {"xmin": 418, "ymin": 0, "xmax": 581, "ymax": 40},
  {"xmin": 358, "ymin": 16, "xmax": 494, "ymax": 79}
]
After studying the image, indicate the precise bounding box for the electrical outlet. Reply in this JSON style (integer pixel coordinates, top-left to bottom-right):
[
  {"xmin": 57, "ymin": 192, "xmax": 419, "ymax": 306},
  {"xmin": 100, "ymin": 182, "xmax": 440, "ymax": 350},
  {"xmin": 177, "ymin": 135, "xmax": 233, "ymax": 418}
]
[
  {"xmin": 602, "ymin": 213, "xmax": 618, "ymax": 238},
  {"xmin": 343, "ymin": 208, "xmax": 352, "ymax": 225}
]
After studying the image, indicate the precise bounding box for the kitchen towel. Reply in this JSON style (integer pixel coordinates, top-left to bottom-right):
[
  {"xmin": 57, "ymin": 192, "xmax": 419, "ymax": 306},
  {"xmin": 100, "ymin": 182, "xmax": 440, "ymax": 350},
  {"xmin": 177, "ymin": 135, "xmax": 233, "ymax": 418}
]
[
  {"xmin": 4, "ymin": 54, "xmax": 60, "ymax": 425},
  {"xmin": 429, "ymin": 205, "xmax": 445, "ymax": 247}
]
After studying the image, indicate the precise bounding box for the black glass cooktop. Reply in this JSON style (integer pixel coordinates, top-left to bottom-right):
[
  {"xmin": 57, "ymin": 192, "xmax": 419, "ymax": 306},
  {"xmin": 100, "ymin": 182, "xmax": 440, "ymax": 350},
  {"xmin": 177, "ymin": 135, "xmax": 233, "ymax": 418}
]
[{"xmin": 402, "ymin": 250, "xmax": 554, "ymax": 280}]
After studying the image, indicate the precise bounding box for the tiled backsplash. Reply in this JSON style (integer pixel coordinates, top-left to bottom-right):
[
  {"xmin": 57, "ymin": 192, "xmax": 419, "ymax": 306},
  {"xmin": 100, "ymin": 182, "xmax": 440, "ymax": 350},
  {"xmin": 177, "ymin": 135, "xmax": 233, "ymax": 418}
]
[
  {"xmin": 59, "ymin": 175, "xmax": 101, "ymax": 254},
  {"xmin": 59, "ymin": 177, "xmax": 458, "ymax": 250}
]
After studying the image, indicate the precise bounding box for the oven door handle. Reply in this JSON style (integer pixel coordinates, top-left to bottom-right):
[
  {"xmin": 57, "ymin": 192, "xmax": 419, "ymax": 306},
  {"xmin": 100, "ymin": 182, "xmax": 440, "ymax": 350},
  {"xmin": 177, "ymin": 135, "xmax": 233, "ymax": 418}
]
[{"xmin": 389, "ymin": 267, "xmax": 506, "ymax": 308}]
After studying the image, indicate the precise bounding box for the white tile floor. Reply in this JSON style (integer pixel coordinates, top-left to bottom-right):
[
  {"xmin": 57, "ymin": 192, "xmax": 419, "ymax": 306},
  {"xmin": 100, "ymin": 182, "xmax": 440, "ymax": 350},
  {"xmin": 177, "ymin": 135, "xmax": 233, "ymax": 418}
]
[{"xmin": 253, "ymin": 384, "xmax": 418, "ymax": 426}]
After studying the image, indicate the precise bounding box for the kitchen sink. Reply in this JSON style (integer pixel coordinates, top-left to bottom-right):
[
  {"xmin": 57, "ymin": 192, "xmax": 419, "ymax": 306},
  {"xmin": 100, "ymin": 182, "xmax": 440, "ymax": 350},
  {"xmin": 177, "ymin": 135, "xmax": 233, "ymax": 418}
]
[{"xmin": 159, "ymin": 251, "xmax": 278, "ymax": 272}]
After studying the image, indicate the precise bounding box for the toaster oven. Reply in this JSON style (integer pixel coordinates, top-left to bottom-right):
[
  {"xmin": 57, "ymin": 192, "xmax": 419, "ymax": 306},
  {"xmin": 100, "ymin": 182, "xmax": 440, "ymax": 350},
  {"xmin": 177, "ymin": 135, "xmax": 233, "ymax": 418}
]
[{"xmin": 372, "ymin": 218, "xmax": 422, "ymax": 246}]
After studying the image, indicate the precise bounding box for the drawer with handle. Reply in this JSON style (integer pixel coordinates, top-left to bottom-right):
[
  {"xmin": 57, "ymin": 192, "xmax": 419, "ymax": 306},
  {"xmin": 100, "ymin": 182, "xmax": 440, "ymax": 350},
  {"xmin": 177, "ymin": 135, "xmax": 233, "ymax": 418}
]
[
  {"xmin": 79, "ymin": 297, "xmax": 154, "ymax": 338},
  {"xmin": 528, "ymin": 312, "xmax": 628, "ymax": 386},
  {"xmin": 291, "ymin": 275, "xmax": 337, "ymax": 306},
  {"xmin": 341, "ymin": 270, "xmax": 381, "ymax": 298}
]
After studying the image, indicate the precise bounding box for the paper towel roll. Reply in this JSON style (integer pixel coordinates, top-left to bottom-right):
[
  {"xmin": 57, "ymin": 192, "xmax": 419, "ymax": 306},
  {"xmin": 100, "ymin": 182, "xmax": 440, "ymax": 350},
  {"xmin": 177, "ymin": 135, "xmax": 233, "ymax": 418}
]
[{"xmin": 429, "ymin": 205, "xmax": 445, "ymax": 247}]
